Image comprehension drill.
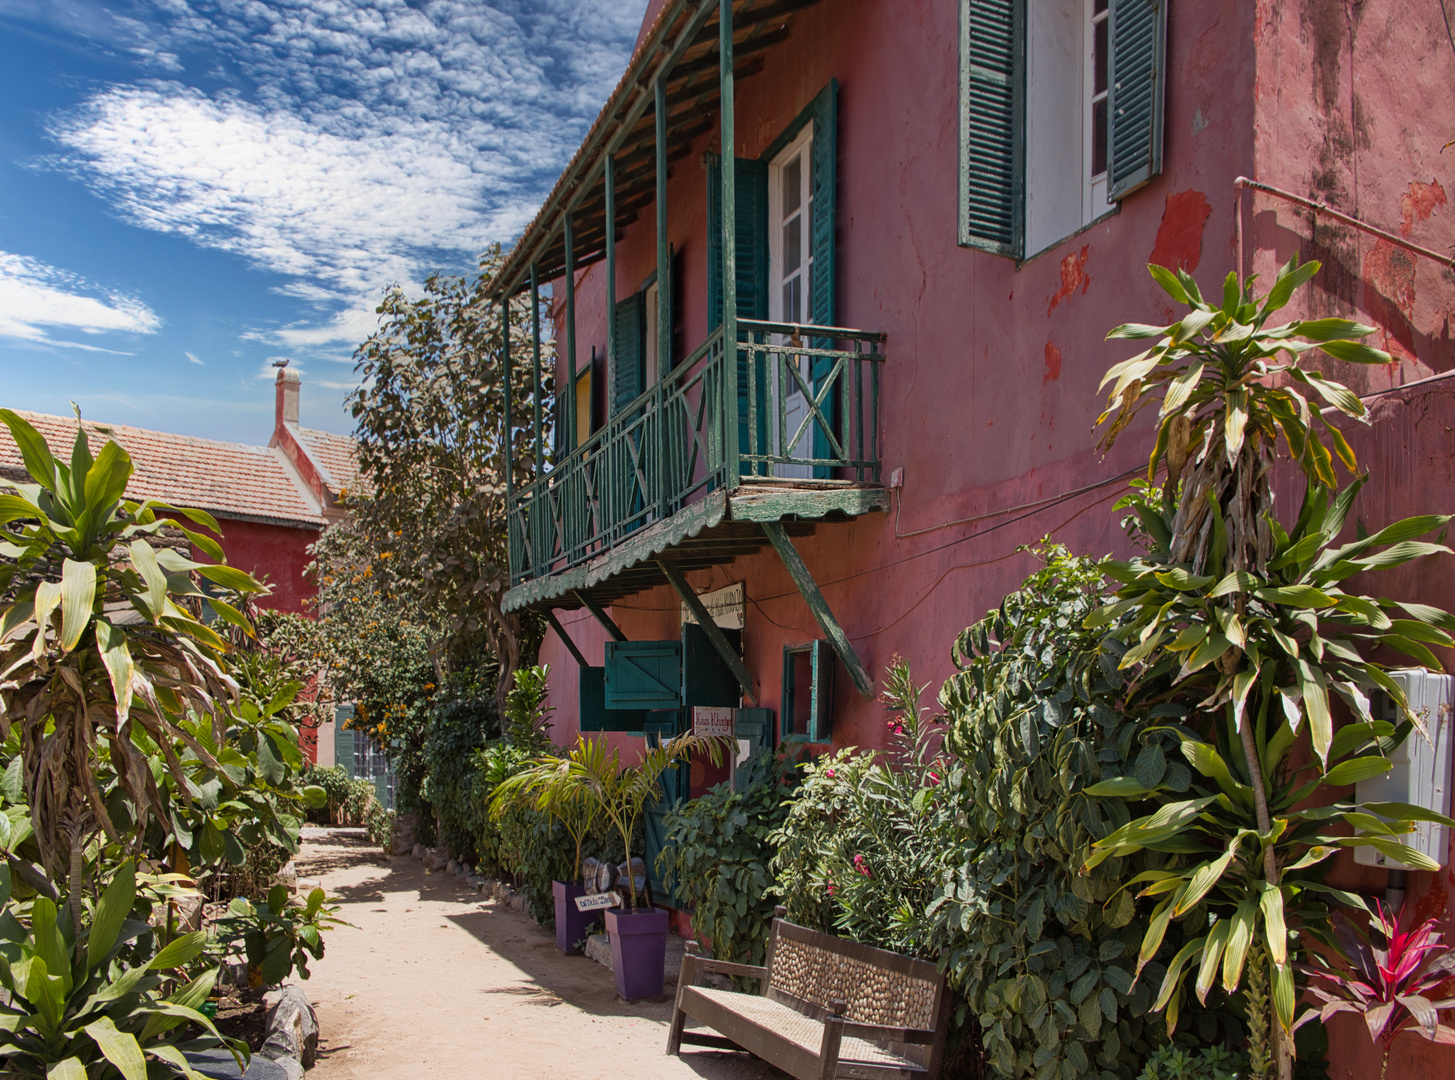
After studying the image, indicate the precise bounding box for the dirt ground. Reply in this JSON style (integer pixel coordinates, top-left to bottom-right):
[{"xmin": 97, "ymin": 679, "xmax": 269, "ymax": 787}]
[{"xmin": 293, "ymin": 829, "xmax": 790, "ymax": 1080}]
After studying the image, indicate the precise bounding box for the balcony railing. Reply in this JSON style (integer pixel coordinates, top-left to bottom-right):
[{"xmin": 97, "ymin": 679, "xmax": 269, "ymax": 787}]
[{"xmin": 509, "ymin": 319, "xmax": 885, "ymax": 587}]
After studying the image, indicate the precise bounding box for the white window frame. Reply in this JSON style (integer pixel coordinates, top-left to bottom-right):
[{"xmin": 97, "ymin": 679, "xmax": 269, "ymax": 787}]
[{"xmin": 767, "ymin": 127, "xmax": 816, "ymax": 476}]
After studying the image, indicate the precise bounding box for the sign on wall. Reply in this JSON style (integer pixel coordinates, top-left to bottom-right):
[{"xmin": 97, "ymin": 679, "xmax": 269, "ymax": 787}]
[
  {"xmin": 680, "ymin": 581, "xmax": 744, "ymax": 630},
  {"xmin": 692, "ymin": 706, "xmax": 735, "ymax": 738}
]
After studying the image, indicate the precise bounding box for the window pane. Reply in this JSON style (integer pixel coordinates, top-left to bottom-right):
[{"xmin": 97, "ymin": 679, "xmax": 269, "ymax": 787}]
[
  {"xmin": 784, "ymin": 276, "xmax": 801, "ymax": 323},
  {"xmin": 784, "ymin": 215, "xmax": 802, "ymax": 274},
  {"xmin": 783, "ymin": 154, "xmax": 802, "ymax": 215},
  {"xmin": 1094, "ymin": 16, "xmax": 1108, "ymax": 94},
  {"xmin": 1092, "ymin": 99, "xmax": 1108, "ymax": 176}
]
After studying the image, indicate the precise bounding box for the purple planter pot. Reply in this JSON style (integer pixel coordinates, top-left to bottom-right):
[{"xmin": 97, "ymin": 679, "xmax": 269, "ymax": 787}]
[
  {"xmin": 552, "ymin": 881, "xmax": 602, "ymax": 954},
  {"xmin": 605, "ymin": 906, "xmax": 669, "ymax": 1001}
]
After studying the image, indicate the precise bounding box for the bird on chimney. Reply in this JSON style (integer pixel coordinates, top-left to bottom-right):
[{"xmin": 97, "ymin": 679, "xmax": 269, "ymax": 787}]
[{"xmin": 272, "ymin": 358, "xmax": 290, "ymax": 369}]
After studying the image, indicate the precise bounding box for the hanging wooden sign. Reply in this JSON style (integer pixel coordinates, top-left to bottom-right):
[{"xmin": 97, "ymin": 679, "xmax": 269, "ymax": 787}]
[
  {"xmin": 574, "ymin": 890, "xmax": 621, "ymax": 912},
  {"xmin": 693, "ymin": 706, "xmax": 735, "ymax": 738}
]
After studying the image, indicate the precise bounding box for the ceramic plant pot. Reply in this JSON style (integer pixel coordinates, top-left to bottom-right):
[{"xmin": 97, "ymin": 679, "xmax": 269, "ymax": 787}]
[
  {"xmin": 604, "ymin": 905, "xmax": 669, "ymax": 1000},
  {"xmin": 552, "ymin": 880, "xmax": 602, "ymax": 954}
]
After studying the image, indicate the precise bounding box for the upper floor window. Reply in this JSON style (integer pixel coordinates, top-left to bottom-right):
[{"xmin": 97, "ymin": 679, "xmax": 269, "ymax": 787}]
[{"xmin": 959, "ymin": 0, "xmax": 1167, "ymax": 260}]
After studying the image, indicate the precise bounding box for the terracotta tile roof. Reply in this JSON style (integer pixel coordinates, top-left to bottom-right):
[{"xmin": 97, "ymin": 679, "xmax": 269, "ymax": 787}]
[
  {"xmin": 295, "ymin": 427, "xmax": 361, "ymax": 498},
  {"xmin": 0, "ymin": 411, "xmax": 324, "ymax": 528}
]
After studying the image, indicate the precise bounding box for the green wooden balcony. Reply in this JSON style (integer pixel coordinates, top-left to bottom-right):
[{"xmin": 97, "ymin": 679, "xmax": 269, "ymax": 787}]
[{"xmin": 504, "ymin": 319, "xmax": 886, "ymax": 613}]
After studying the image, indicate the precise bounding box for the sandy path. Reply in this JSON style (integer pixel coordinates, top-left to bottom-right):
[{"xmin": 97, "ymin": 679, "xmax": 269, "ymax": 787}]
[{"xmin": 292, "ymin": 830, "xmax": 788, "ymax": 1080}]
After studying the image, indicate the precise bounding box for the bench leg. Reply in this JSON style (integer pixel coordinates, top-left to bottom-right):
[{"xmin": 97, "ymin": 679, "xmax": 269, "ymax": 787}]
[
  {"xmin": 666, "ymin": 945, "xmax": 701, "ymax": 1056},
  {"xmin": 817, "ymin": 999, "xmax": 847, "ymax": 1080}
]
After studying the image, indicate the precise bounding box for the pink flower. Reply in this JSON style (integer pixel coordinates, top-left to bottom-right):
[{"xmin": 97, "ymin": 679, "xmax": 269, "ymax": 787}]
[
  {"xmin": 827, "ymin": 882, "xmax": 837, "ymax": 896},
  {"xmin": 825, "ymin": 768, "xmax": 836, "ymax": 779},
  {"xmin": 928, "ymin": 772, "xmax": 941, "ymax": 785},
  {"xmin": 853, "ymin": 854, "xmax": 873, "ymax": 879}
]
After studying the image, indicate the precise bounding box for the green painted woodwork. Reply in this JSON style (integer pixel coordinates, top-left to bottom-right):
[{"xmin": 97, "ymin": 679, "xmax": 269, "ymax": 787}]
[
  {"xmin": 761, "ymin": 521, "xmax": 874, "ymax": 700},
  {"xmin": 1107, "ymin": 0, "xmax": 1166, "ymax": 200},
  {"xmin": 334, "ymin": 704, "xmax": 357, "ymax": 777},
  {"xmin": 706, "ymin": 155, "xmax": 769, "ymax": 329},
  {"xmin": 531, "ymin": 262, "xmax": 543, "ymax": 474},
  {"xmin": 957, "ymin": 0, "xmax": 1022, "ymax": 255},
  {"xmin": 543, "ymin": 608, "xmax": 589, "ymax": 668},
  {"xmin": 780, "ymin": 641, "xmax": 834, "ymax": 743},
  {"xmin": 578, "ymin": 665, "xmax": 647, "ymax": 734},
  {"xmin": 506, "ymin": 319, "xmax": 884, "ymax": 599},
  {"xmin": 604, "ymin": 640, "xmax": 683, "ymax": 710},
  {"xmin": 644, "ymin": 714, "xmax": 688, "ymax": 908},
  {"xmin": 575, "ymin": 590, "xmax": 627, "ymax": 642},
  {"xmin": 807, "ymin": 80, "xmax": 839, "ymax": 477},
  {"xmin": 613, "ymin": 292, "xmax": 647, "ymax": 416},
  {"xmin": 727, "ymin": 485, "xmax": 889, "ymax": 522},
  {"xmin": 681, "ymin": 622, "xmax": 744, "ymax": 708},
  {"xmin": 733, "ymin": 708, "xmax": 774, "ymax": 793},
  {"xmin": 661, "ymin": 559, "xmax": 758, "ymax": 703}
]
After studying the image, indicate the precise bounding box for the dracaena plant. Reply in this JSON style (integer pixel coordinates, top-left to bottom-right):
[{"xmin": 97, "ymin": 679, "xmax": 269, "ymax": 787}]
[
  {"xmin": 0, "ymin": 858, "xmax": 245, "ymax": 1080},
  {"xmin": 0, "ymin": 410, "xmax": 265, "ymax": 919},
  {"xmin": 1087, "ymin": 264, "xmax": 1455, "ymax": 1080}
]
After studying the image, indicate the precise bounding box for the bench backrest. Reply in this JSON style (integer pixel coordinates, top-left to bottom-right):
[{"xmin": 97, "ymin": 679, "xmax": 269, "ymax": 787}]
[{"xmin": 764, "ymin": 917, "xmax": 944, "ymax": 1032}]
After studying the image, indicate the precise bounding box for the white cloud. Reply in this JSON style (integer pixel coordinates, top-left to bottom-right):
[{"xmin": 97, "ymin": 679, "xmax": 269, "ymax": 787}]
[
  {"xmin": 185, "ymin": 350, "xmax": 203, "ymax": 365},
  {"xmin": 35, "ymin": 0, "xmax": 649, "ymax": 350},
  {"xmin": 0, "ymin": 250, "xmax": 160, "ymax": 345}
]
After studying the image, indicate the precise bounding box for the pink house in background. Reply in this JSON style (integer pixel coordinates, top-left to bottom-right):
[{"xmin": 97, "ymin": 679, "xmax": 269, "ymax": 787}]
[
  {"xmin": 494, "ymin": 1, "xmax": 1455, "ymax": 1072},
  {"xmin": 0, "ymin": 369, "xmax": 357, "ymax": 762}
]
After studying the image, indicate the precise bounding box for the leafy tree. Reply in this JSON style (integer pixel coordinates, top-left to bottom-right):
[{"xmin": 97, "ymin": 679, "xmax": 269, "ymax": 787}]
[{"xmin": 346, "ymin": 247, "xmax": 552, "ymax": 716}]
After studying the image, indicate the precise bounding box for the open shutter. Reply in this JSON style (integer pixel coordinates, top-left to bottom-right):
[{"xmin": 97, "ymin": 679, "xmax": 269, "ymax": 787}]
[
  {"xmin": 807, "ymin": 81, "xmax": 839, "ymax": 477},
  {"xmin": 578, "ymin": 666, "xmax": 646, "ymax": 733},
  {"xmin": 958, "ymin": 0, "xmax": 1023, "ymax": 256},
  {"xmin": 644, "ymin": 714, "xmax": 688, "ymax": 908},
  {"xmin": 733, "ymin": 708, "xmax": 774, "ymax": 793},
  {"xmin": 604, "ymin": 640, "xmax": 682, "ymax": 710},
  {"xmin": 706, "ymin": 154, "xmax": 770, "ymax": 327},
  {"xmin": 681, "ymin": 622, "xmax": 743, "ymax": 707},
  {"xmin": 612, "ymin": 293, "xmax": 646, "ymax": 416},
  {"xmin": 1107, "ymin": 0, "xmax": 1166, "ymax": 201}
]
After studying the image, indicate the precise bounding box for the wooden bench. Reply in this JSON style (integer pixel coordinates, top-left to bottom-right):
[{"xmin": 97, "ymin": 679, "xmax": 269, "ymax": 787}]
[{"xmin": 666, "ymin": 908, "xmax": 950, "ymax": 1080}]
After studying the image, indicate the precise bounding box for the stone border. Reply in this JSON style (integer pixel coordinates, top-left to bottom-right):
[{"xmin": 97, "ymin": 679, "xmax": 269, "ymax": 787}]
[{"xmin": 258, "ymin": 984, "xmax": 319, "ymax": 1080}]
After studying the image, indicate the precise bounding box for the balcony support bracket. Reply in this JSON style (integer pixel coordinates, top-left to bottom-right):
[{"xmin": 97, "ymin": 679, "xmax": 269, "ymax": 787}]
[
  {"xmin": 544, "ymin": 609, "xmax": 590, "ymax": 669},
  {"xmin": 658, "ymin": 560, "xmax": 760, "ymax": 704},
  {"xmin": 574, "ymin": 590, "xmax": 628, "ymax": 642},
  {"xmin": 761, "ymin": 521, "xmax": 874, "ymax": 700}
]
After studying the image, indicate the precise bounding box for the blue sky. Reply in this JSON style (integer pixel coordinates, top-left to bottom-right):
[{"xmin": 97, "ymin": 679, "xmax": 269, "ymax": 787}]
[{"xmin": 0, "ymin": 0, "xmax": 647, "ymax": 442}]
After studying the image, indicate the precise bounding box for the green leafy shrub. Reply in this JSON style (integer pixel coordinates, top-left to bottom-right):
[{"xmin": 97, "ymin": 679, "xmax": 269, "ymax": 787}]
[
  {"xmin": 215, "ymin": 884, "xmax": 346, "ymax": 986},
  {"xmin": 364, "ymin": 801, "xmax": 395, "ymax": 851},
  {"xmin": 660, "ymin": 751, "xmax": 793, "ymax": 966},
  {"xmin": 1137, "ymin": 1045, "xmax": 1247, "ymax": 1080},
  {"xmin": 0, "ymin": 860, "xmax": 243, "ymax": 1079},
  {"xmin": 305, "ymin": 766, "xmax": 376, "ymax": 825},
  {"xmin": 421, "ymin": 681, "xmax": 499, "ymax": 861}
]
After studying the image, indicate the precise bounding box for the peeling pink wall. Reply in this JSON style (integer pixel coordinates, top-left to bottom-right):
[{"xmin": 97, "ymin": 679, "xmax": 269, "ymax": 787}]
[{"xmin": 537, "ymin": 2, "xmax": 1455, "ymax": 1067}]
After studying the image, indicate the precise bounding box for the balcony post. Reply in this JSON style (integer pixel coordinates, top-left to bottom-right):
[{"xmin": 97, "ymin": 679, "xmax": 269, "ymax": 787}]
[
  {"xmin": 605, "ymin": 154, "xmax": 617, "ymax": 413},
  {"xmin": 719, "ymin": 0, "xmax": 738, "ymax": 490},
  {"xmin": 502, "ymin": 294, "xmax": 513, "ymax": 506},
  {"xmin": 655, "ymin": 73, "xmax": 670, "ymax": 517},
  {"xmin": 530, "ymin": 262, "xmax": 543, "ymax": 477},
  {"xmin": 564, "ymin": 212, "xmax": 577, "ymax": 452}
]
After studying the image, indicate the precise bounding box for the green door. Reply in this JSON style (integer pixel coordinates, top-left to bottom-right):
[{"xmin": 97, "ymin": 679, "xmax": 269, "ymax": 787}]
[{"xmin": 644, "ymin": 711, "xmax": 687, "ymax": 909}]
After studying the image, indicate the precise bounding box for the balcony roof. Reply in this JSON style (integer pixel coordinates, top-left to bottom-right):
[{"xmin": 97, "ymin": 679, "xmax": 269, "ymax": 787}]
[{"xmin": 486, "ymin": 0, "xmax": 823, "ymax": 302}]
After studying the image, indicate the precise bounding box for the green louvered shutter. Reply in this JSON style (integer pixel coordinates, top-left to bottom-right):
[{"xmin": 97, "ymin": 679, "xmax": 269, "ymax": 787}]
[
  {"xmin": 612, "ymin": 293, "xmax": 646, "ymax": 415},
  {"xmin": 958, "ymin": 0, "xmax": 1022, "ymax": 256},
  {"xmin": 1107, "ymin": 0, "xmax": 1167, "ymax": 201},
  {"xmin": 807, "ymin": 80, "xmax": 839, "ymax": 476},
  {"xmin": 334, "ymin": 705, "xmax": 356, "ymax": 777},
  {"xmin": 604, "ymin": 640, "xmax": 682, "ymax": 710},
  {"xmin": 578, "ymin": 665, "xmax": 647, "ymax": 734},
  {"xmin": 706, "ymin": 154, "xmax": 770, "ymax": 327}
]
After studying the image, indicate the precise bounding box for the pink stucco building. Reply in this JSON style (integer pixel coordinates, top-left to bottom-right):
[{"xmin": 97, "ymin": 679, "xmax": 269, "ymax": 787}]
[{"xmin": 493, "ymin": 2, "xmax": 1455, "ymax": 1073}]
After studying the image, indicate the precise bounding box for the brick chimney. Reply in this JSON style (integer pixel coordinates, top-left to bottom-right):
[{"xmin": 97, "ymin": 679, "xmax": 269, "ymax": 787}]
[{"xmin": 275, "ymin": 366, "xmax": 300, "ymax": 430}]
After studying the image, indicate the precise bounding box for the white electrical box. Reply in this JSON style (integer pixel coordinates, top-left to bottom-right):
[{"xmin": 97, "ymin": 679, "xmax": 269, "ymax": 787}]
[{"xmin": 1354, "ymin": 669, "xmax": 1454, "ymax": 869}]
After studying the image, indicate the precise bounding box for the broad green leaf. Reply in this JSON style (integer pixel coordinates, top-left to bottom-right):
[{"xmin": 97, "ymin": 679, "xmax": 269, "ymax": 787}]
[
  {"xmin": 1259, "ymin": 882, "xmax": 1288, "ymax": 964},
  {"xmin": 1153, "ymin": 936, "xmax": 1204, "ymax": 1011},
  {"xmin": 84, "ymin": 1017, "xmax": 149, "ymax": 1080},
  {"xmin": 88, "ymin": 860, "xmax": 137, "ymax": 970},
  {"xmin": 0, "ymin": 409, "xmax": 58, "ymax": 487},
  {"xmin": 1209, "ymin": 570, "xmax": 1258, "ymax": 597},
  {"xmin": 1174, "ymin": 835, "xmax": 1245, "ymax": 915},
  {"xmin": 1324, "ymin": 756, "xmax": 1393, "ymax": 787},
  {"xmin": 94, "ymin": 621, "xmax": 135, "ymax": 723},
  {"xmin": 1148, "ymin": 264, "xmax": 1190, "ymax": 304},
  {"xmin": 81, "ymin": 438, "xmax": 132, "ymax": 516},
  {"xmin": 1361, "ymin": 802, "xmax": 1455, "ymax": 827},
  {"xmin": 1296, "ymin": 317, "xmax": 1375, "ymax": 342},
  {"xmin": 46, "ymin": 1058, "xmax": 87, "ymax": 1080},
  {"xmin": 1265, "ymin": 257, "xmax": 1320, "ymax": 312},
  {"xmin": 148, "ymin": 930, "xmax": 207, "ymax": 970},
  {"xmin": 31, "ymin": 580, "xmax": 63, "ymax": 658},
  {"xmin": 1182, "ymin": 631, "xmax": 1232, "ymax": 674},
  {"xmin": 1196, "ymin": 918, "xmax": 1232, "ymax": 1004},
  {"xmin": 1255, "ymin": 585, "xmax": 1335, "ymax": 608},
  {"xmin": 1318, "ymin": 338, "xmax": 1392, "ymax": 365},
  {"xmin": 1338, "ymin": 835, "xmax": 1441, "ymax": 870},
  {"xmin": 1085, "ymin": 776, "xmax": 1151, "ymax": 798},
  {"xmin": 58, "ymin": 558, "xmax": 96, "ymax": 652},
  {"xmin": 196, "ymin": 563, "xmax": 267, "ymax": 595},
  {"xmin": 1222, "ymin": 896, "xmax": 1258, "ymax": 992},
  {"xmin": 1273, "ymin": 961, "xmax": 1296, "ymax": 1030},
  {"xmin": 128, "ymin": 539, "xmax": 168, "ymax": 620}
]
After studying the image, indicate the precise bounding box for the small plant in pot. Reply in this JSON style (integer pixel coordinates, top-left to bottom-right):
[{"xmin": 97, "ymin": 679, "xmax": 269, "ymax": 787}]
[
  {"xmin": 564, "ymin": 733, "xmax": 727, "ymax": 1000},
  {"xmin": 490, "ymin": 736, "xmax": 605, "ymax": 954}
]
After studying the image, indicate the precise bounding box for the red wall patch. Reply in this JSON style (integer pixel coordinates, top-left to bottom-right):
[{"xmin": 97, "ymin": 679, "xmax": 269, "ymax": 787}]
[
  {"xmin": 1148, "ymin": 190, "xmax": 1213, "ymax": 273},
  {"xmin": 1043, "ymin": 341, "xmax": 1063, "ymax": 383},
  {"xmin": 1047, "ymin": 246, "xmax": 1091, "ymax": 314}
]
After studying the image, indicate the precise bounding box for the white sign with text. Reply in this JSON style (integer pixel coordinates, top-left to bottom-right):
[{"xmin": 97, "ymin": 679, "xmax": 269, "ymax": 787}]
[
  {"xmin": 574, "ymin": 891, "xmax": 622, "ymax": 912},
  {"xmin": 693, "ymin": 706, "xmax": 735, "ymax": 739}
]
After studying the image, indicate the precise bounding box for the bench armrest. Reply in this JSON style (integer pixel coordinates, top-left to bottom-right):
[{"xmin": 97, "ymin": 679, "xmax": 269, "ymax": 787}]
[
  {"xmin": 678, "ymin": 945, "xmax": 769, "ymax": 994},
  {"xmin": 839, "ymin": 1020, "xmax": 939, "ymax": 1046}
]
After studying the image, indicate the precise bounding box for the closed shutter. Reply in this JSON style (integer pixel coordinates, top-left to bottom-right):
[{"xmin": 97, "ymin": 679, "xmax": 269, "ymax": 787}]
[
  {"xmin": 1107, "ymin": 0, "xmax": 1167, "ymax": 201},
  {"xmin": 733, "ymin": 708, "xmax": 774, "ymax": 793},
  {"xmin": 958, "ymin": 0, "xmax": 1022, "ymax": 256},
  {"xmin": 334, "ymin": 705, "xmax": 356, "ymax": 778},
  {"xmin": 604, "ymin": 640, "xmax": 683, "ymax": 710},
  {"xmin": 612, "ymin": 292, "xmax": 646, "ymax": 416},
  {"xmin": 643, "ymin": 713, "xmax": 687, "ymax": 908},
  {"xmin": 578, "ymin": 665, "xmax": 646, "ymax": 733},
  {"xmin": 706, "ymin": 154, "xmax": 770, "ymax": 327}
]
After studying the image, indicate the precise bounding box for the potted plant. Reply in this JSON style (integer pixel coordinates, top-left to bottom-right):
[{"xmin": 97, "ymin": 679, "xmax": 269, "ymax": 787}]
[
  {"xmin": 567, "ymin": 732, "xmax": 726, "ymax": 1000},
  {"xmin": 491, "ymin": 736, "xmax": 606, "ymax": 954}
]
